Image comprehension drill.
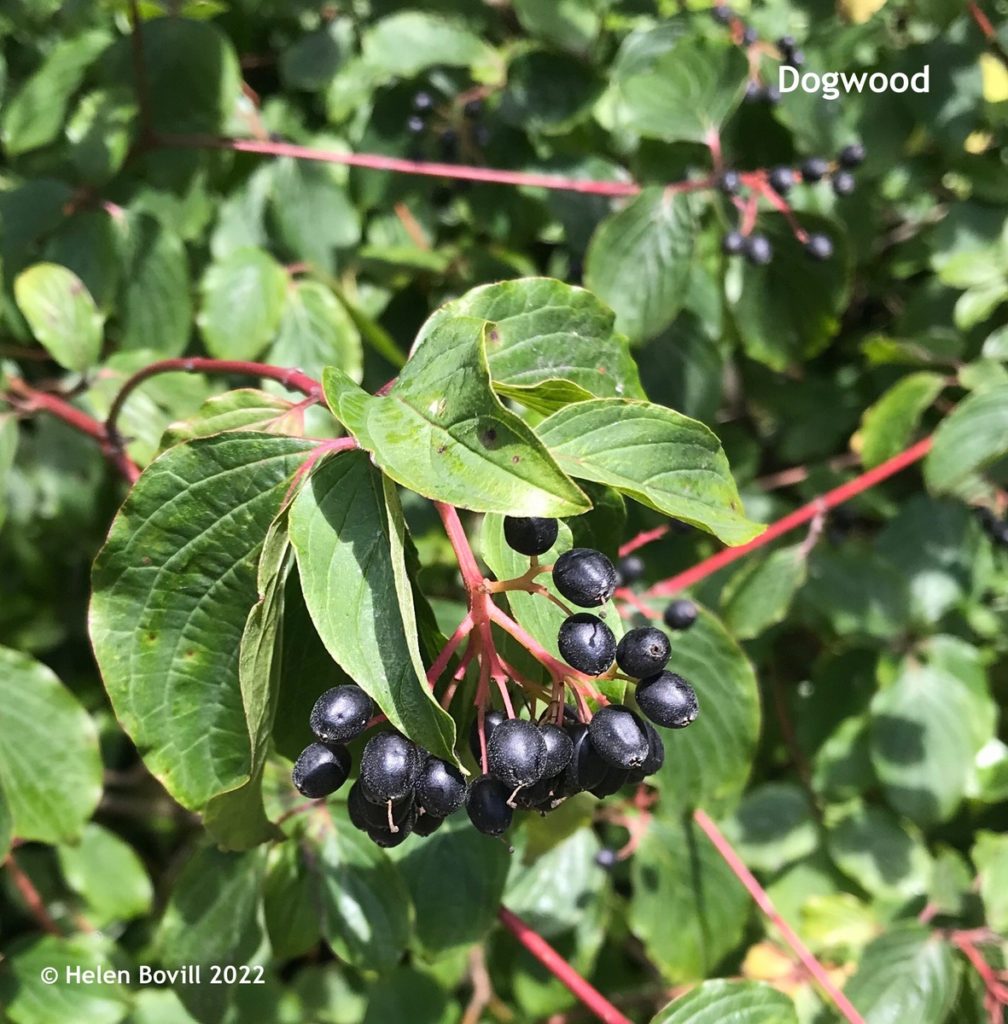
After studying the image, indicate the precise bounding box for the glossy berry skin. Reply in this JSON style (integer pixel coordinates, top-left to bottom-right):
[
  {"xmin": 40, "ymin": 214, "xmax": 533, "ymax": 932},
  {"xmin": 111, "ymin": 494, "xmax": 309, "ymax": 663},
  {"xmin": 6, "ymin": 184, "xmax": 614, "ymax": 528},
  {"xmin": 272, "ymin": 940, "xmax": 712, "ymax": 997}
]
[
  {"xmin": 406, "ymin": 115, "xmax": 426, "ymax": 135},
  {"xmin": 616, "ymin": 627, "xmax": 671, "ymax": 679},
  {"xmin": 557, "ymin": 613, "xmax": 617, "ymax": 676},
  {"xmin": 553, "ymin": 548, "xmax": 618, "ymax": 607},
  {"xmin": 805, "ymin": 233, "xmax": 834, "ymax": 261},
  {"xmin": 292, "ymin": 742, "xmax": 351, "ymax": 798},
  {"xmin": 503, "ymin": 516, "xmax": 558, "ymax": 556},
  {"xmin": 469, "ymin": 708, "xmax": 506, "ymax": 762},
  {"xmin": 711, "ymin": 4, "xmax": 733, "ymax": 24},
  {"xmin": 413, "ymin": 91, "xmax": 434, "ymax": 112},
  {"xmin": 785, "ymin": 48, "xmax": 805, "ymax": 67},
  {"xmin": 466, "ymin": 775, "xmax": 513, "ymax": 835},
  {"xmin": 777, "ymin": 34, "xmax": 796, "ymax": 53},
  {"xmin": 616, "ymin": 554, "xmax": 645, "ymax": 586},
  {"xmin": 588, "ymin": 705, "xmax": 650, "ymax": 770},
  {"xmin": 832, "ymin": 170, "xmax": 856, "ymax": 196},
  {"xmin": 664, "ymin": 598, "xmax": 698, "ymax": 631},
  {"xmin": 413, "ymin": 813, "xmax": 445, "ymax": 837},
  {"xmin": 838, "ymin": 142, "xmax": 866, "ymax": 167},
  {"xmin": 741, "ymin": 24, "xmax": 758, "ymax": 44},
  {"xmin": 768, "ymin": 166, "xmax": 794, "ymax": 194},
  {"xmin": 628, "ymin": 721, "xmax": 666, "ymax": 781},
  {"xmin": 348, "ymin": 780, "xmax": 414, "ymax": 832},
  {"xmin": 744, "ymin": 234, "xmax": 773, "ymax": 266},
  {"xmin": 540, "ymin": 723, "xmax": 574, "ymax": 778},
  {"xmin": 636, "ymin": 671, "xmax": 700, "ymax": 729},
  {"xmin": 589, "ymin": 766, "xmax": 630, "ymax": 798},
  {"xmin": 359, "ymin": 732, "xmax": 422, "ymax": 803},
  {"xmin": 368, "ymin": 817, "xmax": 414, "ymax": 848},
  {"xmin": 722, "ymin": 230, "xmax": 745, "ymax": 256},
  {"xmin": 719, "ymin": 169, "xmax": 741, "ymax": 194},
  {"xmin": 310, "ymin": 684, "xmax": 374, "ymax": 745},
  {"xmin": 415, "ymin": 756, "xmax": 467, "ymax": 817},
  {"xmin": 487, "ymin": 719, "xmax": 548, "ymax": 788},
  {"xmin": 801, "ymin": 156, "xmax": 830, "ymax": 182},
  {"xmin": 595, "ymin": 847, "xmax": 618, "ymax": 869},
  {"xmin": 557, "ymin": 722, "xmax": 608, "ymax": 796}
]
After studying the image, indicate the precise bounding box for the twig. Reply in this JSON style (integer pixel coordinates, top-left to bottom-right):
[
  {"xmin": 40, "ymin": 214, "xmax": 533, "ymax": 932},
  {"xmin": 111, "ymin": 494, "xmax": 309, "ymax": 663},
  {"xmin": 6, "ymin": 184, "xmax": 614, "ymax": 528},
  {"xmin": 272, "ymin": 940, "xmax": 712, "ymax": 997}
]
[{"xmin": 5, "ymin": 853, "xmax": 62, "ymax": 936}]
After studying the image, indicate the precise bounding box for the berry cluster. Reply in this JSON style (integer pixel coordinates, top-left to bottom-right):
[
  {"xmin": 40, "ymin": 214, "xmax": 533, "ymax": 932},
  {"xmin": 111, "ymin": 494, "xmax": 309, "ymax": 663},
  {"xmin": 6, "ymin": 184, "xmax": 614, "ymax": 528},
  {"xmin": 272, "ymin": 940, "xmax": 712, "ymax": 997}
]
[{"xmin": 406, "ymin": 89, "xmax": 490, "ymax": 163}]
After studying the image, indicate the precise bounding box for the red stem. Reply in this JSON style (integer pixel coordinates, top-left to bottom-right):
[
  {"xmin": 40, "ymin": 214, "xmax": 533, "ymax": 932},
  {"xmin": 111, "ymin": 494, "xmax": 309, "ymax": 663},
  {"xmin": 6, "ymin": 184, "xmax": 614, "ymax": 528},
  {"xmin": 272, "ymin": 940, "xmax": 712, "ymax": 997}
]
[
  {"xmin": 5, "ymin": 853, "xmax": 62, "ymax": 936},
  {"xmin": 693, "ymin": 810, "xmax": 866, "ymax": 1024},
  {"xmin": 427, "ymin": 613, "xmax": 475, "ymax": 687},
  {"xmin": 649, "ymin": 436, "xmax": 933, "ymax": 598},
  {"xmin": 497, "ymin": 907, "xmax": 634, "ymax": 1024},
  {"xmin": 618, "ymin": 524, "xmax": 670, "ymax": 558}
]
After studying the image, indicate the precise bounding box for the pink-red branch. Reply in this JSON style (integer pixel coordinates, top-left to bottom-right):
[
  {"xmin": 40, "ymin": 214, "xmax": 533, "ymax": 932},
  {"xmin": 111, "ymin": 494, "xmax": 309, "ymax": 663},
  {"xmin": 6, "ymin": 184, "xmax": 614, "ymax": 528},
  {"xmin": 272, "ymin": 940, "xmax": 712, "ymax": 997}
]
[
  {"xmin": 498, "ymin": 907, "xmax": 634, "ymax": 1024},
  {"xmin": 693, "ymin": 810, "xmax": 867, "ymax": 1024},
  {"xmin": 5, "ymin": 853, "xmax": 62, "ymax": 936},
  {"xmin": 649, "ymin": 436, "xmax": 933, "ymax": 598}
]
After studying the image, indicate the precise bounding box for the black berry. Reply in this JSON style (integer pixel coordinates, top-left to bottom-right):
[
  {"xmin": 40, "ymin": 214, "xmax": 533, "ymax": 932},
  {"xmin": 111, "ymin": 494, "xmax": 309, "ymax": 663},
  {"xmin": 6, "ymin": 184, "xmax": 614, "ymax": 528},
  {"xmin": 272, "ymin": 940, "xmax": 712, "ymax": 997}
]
[
  {"xmin": 310, "ymin": 684, "xmax": 374, "ymax": 745},
  {"xmin": 630, "ymin": 721, "xmax": 666, "ymax": 780},
  {"xmin": 487, "ymin": 718, "xmax": 547, "ymax": 788},
  {"xmin": 504, "ymin": 516, "xmax": 558, "ymax": 556},
  {"xmin": 636, "ymin": 671, "xmax": 700, "ymax": 729},
  {"xmin": 801, "ymin": 156, "xmax": 830, "ymax": 182},
  {"xmin": 832, "ymin": 171, "xmax": 856, "ymax": 196},
  {"xmin": 711, "ymin": 4, "xmax": 733, "ymax": 23},
  {"xmin": 588, "ymin": 705, "xmax": 650, "ymax": 770},
  {"xmin": 741, "ymin": 24, "xmax": 758, "ymax": 45},
  {"xmin": 412, "ymin": 91, "xmax": 434, "ymax": 112},
  {"xmin": 368, "ymin": 819, "xmax": 414, "ymax": 848},
  {"xmin": 557, "ymin": 613, "xmax": 617, "ymax": 676},
  {"xmin": 469, "ymin": 708, "xmax": 506, "ymax": 762},
  {"xmin": 838, "ymin": 142, "xmax": 866, "ymax": 168},
  {"xmin": 769, "ymin": 166, "xmax": 794, "ymax": 194},
  {"xmin": 616, "ymin": 627, "xmax": 671, "ymax": 679},
  {"xmin": 664, "ymin": 598, "xmax": 698, "ymax": 631},
  {"xmin": 785, "ymin": 48, "xmax": 805, "ymax": 67},
  {"xmin": 466, "ymin": 775, "xmax": 513, "ymax": 835},
  {"xmin": 406, "ymin": 115, "xmax": 426, "ymax": 135},
  {"xmin": 413, "ymin": 812, "xmax": 445, "ymax": 837},
  {"xmin": 589, "ymin": 766, "xmax": 629, "ymax": 798},
  {"xmin": 616, "ymin": 554, "xmax": 645, "ymax": 586},
  {"xmin": 777, "ymin": 35, "xmax": 796, "ymax": 53},
  {"xmin": 719, "ymin": 169, "xmax": 741, "ymax": 194},
  {"xmin": 723, "ymin": 230, "xmax": 745, "ymax": 256},
  {"xmin": 540, "ymin": 723, "xmax": 574, "ymax": 778},
  {"xmin": 292, "ymin": 742, "xmax": 351, "ymax": 798},
  {"xmin": 557, "ymin": 721, "xmax": 608, "ymax": 797},
  {"xmin": 595, "ymin": 847, "xmax": 618, "ymax": 869},
  {"xmin": 552, "ymin": 547, "xmax": 618, "ymax": 607},
  {"xmin": 348, "ymin": 780, "xmax": 414, "ymax": 832},
  {"xmin": 463, "ymin": 97, "xmax": 483, "ymax": 119},
  {"xmin": 805, "ymin": 233, "xmax": 834, "ymax": 261},
  {"xmin": 415, "ymin": 756, "xmax": 467, "ymax": 817},
  {"xmin": 359, "ymin": 732, "xmax": 421, "ymax": 803},
  {"xmin": 438, "ymin": 129, "xmax": 459, "ymax": 161},
  {"xmin": 744, "ymin": 81, "xmax": 763, "ymax": 103},
  {"xmin": 744, "ymin": 234, "xmax": 773, "ymax": 266},
  {"xmin": 765, "ymin": 84, "xmax": 781, "ymax": 104}
]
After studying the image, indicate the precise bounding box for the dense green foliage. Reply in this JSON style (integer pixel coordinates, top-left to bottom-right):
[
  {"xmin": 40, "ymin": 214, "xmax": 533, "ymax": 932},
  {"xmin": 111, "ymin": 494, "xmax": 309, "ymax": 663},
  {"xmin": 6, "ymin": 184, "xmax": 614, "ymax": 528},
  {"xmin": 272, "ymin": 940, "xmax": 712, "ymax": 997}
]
[{"xmin": 1, "ymin": 1, "xmax": 1007, "ymax": 1023}]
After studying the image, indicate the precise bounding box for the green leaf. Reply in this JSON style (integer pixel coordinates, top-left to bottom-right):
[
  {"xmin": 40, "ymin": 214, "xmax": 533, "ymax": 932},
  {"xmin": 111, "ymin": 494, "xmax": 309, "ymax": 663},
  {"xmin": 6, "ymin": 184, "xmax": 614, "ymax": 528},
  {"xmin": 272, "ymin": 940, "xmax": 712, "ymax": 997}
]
[
  {"xmin": 160, "ymin": 389, "xmax": 303, "ymax": 448},
  {"xmin": 500, "ymin": 50, "xmax": 602, "ymax": 133},
  {"xmin": 584, "ymin": 188, "xmax": 696, "ymax": 341},
  {"xmin": 727, "ymin": 214, "xmax": 852, "ymax": 370},
  {"xmin": 0, "ymin": 933, "xmax": 130, "ymax": 1024},
  {"xmin": 844, "ymin": 925, "xmax": 959, "ymax": 1024},
  {"xmin": 263, "ymin": 841, "xmax": 322, "ymax": 960},
  {"xmin": 414, "ymin": 277, "xmax": 644, "ymax": 410},
  {"xmin": 721, "ymin": 545, "xmax": 808, "ymax": 639},
  {"xmin": 304, "ymin": 810, "xmax": 412, "ymax": 972},
  {"xmin": 857, "ymin": 372, "xmax": 945, "ymax": 469},
  {"xmin": 871, "ymin": 659, "xmax": 992, "ymax": 826},
  {"xmin": 535, "ymin": 398, "xmax": 762, "ymax": 546},
  {"xmin": 14, "ymin": 264, "xmax": 104, "ymax": 372},
  {"xmin": 1, "ymin": 30, "xmax": 111, "ymax": 155},
  {"xmin": 361, "ymin": 968, "xmax": 450, "ymax": 1024},
  {"xmin": 396, "ymin": 814, "xmax": 511, "ymax": 954},
  {"xmin": 649, "ymin": 979, "xmax": 798, "ymax": 1024},
  {"xmin": 198, "ymin": 248, "xmax": 289, "ymax": 360},
  {"xmin": 118, "ymin": 214, "xmax": 193, "ymax": 356},
  {"xmin": 720, "ymin": 783, "xmax": 818, "ymax": 873},
  {"xmin": 630, "ymin": 814, "xmax": 750, "ymax": 982},
  {"xmin": 0, "ymin": 414, "xmax": 19, "ymax": 531},
  {"xmin": 360, "ymin": 12, "xmax": 492, "ymax": 77},
  {"xmin": 56, "ymin": 822, "xmax": 153, "ymax": 925},
  {"xmin": 66, "ymin": 87, "xmax": 136, "ymax": 184},
  {"xmin": 650, "ymin": 609, "xmax": 761, "ymax": 815},
  {"xmin": 925, "ymin": 384, "xmax": 1008, "ymax": 496},
  {"xmin": 0, "ymin": 646, "xmax": 102, "ymax": 844},
  {"xmin": 90, "ymin": 433, "xmax": 313, "ymax": 809},
  {"xmin": 512, "ymin": 0, "xmax": 601, "ymax": 54},
  {"xmin": 827, "ymin": 804, "xmax": 932, "ymax": 900},
  {"xmin": 611, "ymin": 36, "xmax": 748, "ymax": 144},
  {"xmin": 289, "ymin": 450, "xmax": 457, "ymax": 762},
  {"xmin": 44, "ymin": 210, "xmax": 123, "ymax": 312},
  {"xmin": 972, "ymin": 831, "xmax": 1008, "ymax": 934},
  {"xmin": 323, "ymin": 318, "xmax": 590, "ymax": 517}
]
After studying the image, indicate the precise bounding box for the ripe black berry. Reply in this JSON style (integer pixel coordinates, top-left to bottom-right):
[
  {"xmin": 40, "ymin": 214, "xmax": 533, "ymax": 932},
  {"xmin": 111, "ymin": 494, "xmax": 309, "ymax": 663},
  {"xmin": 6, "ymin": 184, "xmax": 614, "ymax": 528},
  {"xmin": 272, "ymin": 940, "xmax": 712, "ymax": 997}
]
[
  {"xmin": 723, "ymin": 230, "xmax": 745, "ymax": 256},
  {"xmin": 744, "ymin": 81, "xmax": 763, "ymax": 103},
  {"xmin": 310, "ymin": 684, "xmax": 374, "ymax": 745},
  {"xmin": 744, "ymin": 234, "xmax": 773, "ymax": 266},
  {"xmin": 368, "ymin": 820, "xmax": 414, "ymax": 848},
  {"xmin": 466, "ymin": 775, "xmax": 513, "ymax": 835},
  {"xmin": 636, "ymin": 671, "xmax": 700, "ymax": 729},
  {"xmin": 777, "ymin": 35, "xmax": 796, "ymax": 53},
  {"xmin": 805, "ymin": 233, "xmax": 834, "ymax": 261},
  {"xmin": 469, "ymin": 709, "xmax": 506, "ymax": 762},
  {"xmin": 588, "ymin": 705, "xmax": 650, "ymax": 770},
  {"xmin": 463, "ymin": 98, "xmax": 484, "ymax": 119},
  {"xmin": 801, "ymin": 156, "xmax": 830, "ymax": 182},
  {"xmin": 406, "ymin": 115, "xmax": 426, "ymax": 135},
  {"xmin": 595, "ymin": 847, "xmax": 618, "ymax": 869},
  {"xmin": 415, "ymin": 756, "xmax": 467, "ymax": 817},
  {"xmin": 557, "ymin": 721, "xmax": 608, "ymax": 796},
  {"xmin": 557, "ymin": 613, "xmax": 617, "ymax": 676},
  {"xmin": 413, "ymin": 91, "xmax": 434, "ymax": 112},
  {"xmin": 616, "ymin": 554, "xmax": 645, "ymax": 586},
  {"xmin": 664, "ymin": 598, "xmax": 698, "ymax": 631},
  {"xmin": 616, "ymin": 627, "xmax": 671, "ymax": 679},
  {"xmin": 487, "ymin": 719, "xmax": 547, "ymax": 788},
  {"xmin": 629, "ymin": 721, "xmax": 666, "ymax": 780},
  {"xmin": 589, "ymin": 766, "xmax": 629, "ymax": 798},
  {"xmin": 540, "ymin": 723, "xmax": 574, "ymax": 778},
  {"xmin": 503, "ymin": 516, "xmax": 558, "ymax": 556},
  {"xmin": 741, "ymin": 24, "xmax": 758, "ymax": 45},
  {"xmin": 769, "ymin": 166, "xmax": 794, "ymax": 195},
  {"xmin": 413, "ymin": 813, "xmax": 445, "ymax": 837},
  {"xmin": 832, "ymin": 170, "xmax": 856, "ymax": 196},
  {"xmin": 838, "ymin": 142, "xmax": 865, "ymax": 168},
  {"xmin": 719, "ymin": 169, "xmax": 741, "ymax": 194},
  {"xmin": 711, "ymin": 4, "xmax": 733, "ymax": 23},
  {"xmin": 785, "ymin": 48, "xmax": 805, "ymax": 67},
  {"xmin": 552, "ymin": 548, "xmax": 618, "ymax": 607},
  {"xmin": 292, "ymin": 742, "xmax": 351, "ymax": 798},
  {"xmin": 438, "ymin": 129, "xmax": 459, "ymax": 161},
  {"xmin": 360, "ymin": 732, "xmax": 421, "ymax": 803},
  {"xmin": 348, "ymin": 780, "xmax": 414, "ymax": 832},
  {"xmin": 765, "ymin": 85, "xmax": 781, "ymax": 104}
]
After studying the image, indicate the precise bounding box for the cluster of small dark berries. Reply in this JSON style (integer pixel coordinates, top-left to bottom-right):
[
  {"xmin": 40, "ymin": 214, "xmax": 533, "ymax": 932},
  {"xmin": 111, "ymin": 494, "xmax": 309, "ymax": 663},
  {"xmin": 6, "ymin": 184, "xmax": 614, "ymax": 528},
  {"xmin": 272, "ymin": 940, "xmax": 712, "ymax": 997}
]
[
  {"xmin": 406, "ymin": 89, "xmax": 490, "ymax": 162},
  {"xmin": 711, "ymin": 5, "xmax": 806, "ymax": 104},
  {"xmin": 977, "ymin": 507, "xmax": 1008, "ymax": 547},
  {"xmin": 793, "ymin": 142, "xmax": 865, "ymax": 199},
  {"xmin": 293, "ymin": 684, "xmax": 467, "ymax": 847}
]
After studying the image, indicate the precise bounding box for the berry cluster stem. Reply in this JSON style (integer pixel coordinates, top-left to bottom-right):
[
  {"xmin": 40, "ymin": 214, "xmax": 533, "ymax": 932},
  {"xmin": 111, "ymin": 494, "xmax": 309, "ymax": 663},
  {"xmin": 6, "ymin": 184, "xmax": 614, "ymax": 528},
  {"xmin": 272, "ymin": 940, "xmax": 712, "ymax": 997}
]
[{"xmin": 4, "ymin": 852, "xmax": 62, "ymax": 936}]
